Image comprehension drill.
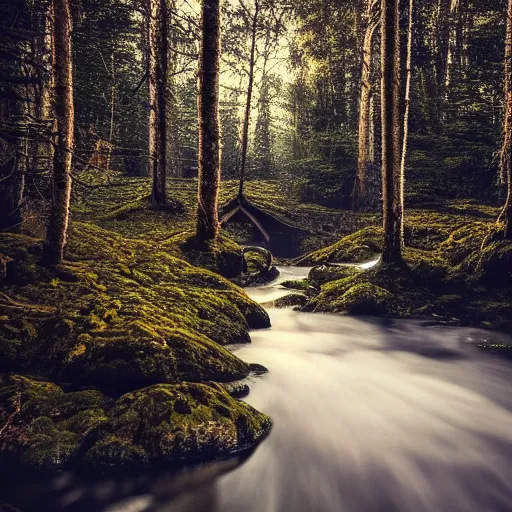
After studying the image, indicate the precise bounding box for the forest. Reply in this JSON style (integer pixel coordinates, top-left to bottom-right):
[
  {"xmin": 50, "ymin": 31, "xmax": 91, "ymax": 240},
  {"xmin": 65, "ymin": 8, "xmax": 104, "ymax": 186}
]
[{"xmin": 1, "ymin": 0, "xmax": 512, "ymax": 510}]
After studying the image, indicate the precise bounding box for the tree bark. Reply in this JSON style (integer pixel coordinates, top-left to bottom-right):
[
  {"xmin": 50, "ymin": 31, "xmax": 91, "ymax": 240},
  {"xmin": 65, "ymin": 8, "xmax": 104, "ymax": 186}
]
[
  {"xmin": 499, "ymin": 0, "xmax": 512, "ymax": 239},
  {"xmin": 148, "ymin": 0, "xmax": 168, "ymax": 204},
  {"xmin": 444, "ymin": 1, "xmax": 461, "ymax": 88},
  {"xmin": 381, "ymin": 0, "xmax": 404, "ymax": 263},
  {"xmin": 107, "ymin": 53, "xmax": 116, "ymax": 171},
  {"xmin": 42, "ymin": 0, "xmax": 74, "ymax": 265},
  {"xmin": 353, "ymin": 0, "xmax": 379, "ymax": 209},
  {"xmin": 196, "ymin": 0, "xmax": 222, "ymax": 241},
  {"xmin": 400, "ymin": 0, "xmax": 413, "ymax": 179},
  {"xmin": 238, "ymin": 0, "xmax": 260, "ymax": 197}
]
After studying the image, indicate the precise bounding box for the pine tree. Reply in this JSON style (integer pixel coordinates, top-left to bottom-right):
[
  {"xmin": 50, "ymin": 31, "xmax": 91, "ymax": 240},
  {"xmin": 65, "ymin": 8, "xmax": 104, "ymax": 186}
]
[
  {"xmin": 148, "ymin": 0, "xmax": 168, "ymax": 204},
  {"xmin": 499, "ymin": 0, "xmax": 512, "ymax": 239},
  {"xmin": 42, "ymin": 0, "xmax": 74, "ymax": 265},
  {"xmin": 380, "ymin": 0, "xmax": 404, "ymax": 263},
  {"xmin": 196, "ymin": 0, "xmax": 222, "ymax": 241}
]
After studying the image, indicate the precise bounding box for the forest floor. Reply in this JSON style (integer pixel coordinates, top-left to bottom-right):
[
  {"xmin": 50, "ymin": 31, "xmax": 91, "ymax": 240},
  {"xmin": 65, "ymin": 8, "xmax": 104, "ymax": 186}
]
[
  {"xmin": 72, "ymin": 174, "xmax": 511, "ymax": 334},
  {"xmin": 0, "ymin": 175, "xmax": 511, "ymax": 473}
]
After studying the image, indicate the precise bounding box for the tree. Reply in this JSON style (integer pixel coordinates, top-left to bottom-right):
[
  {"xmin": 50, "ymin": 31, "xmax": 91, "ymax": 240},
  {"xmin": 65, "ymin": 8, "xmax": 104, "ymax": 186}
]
[
  {"xmin": 0, "ymin": 0, "xmax": 53, "ymax": 233},
  {"xmin": 148, "ymin": 0, "xmax": 168, "ymax": 204},
  {"xmin": 42, "ymin": 0, "xmax": 74, "ymax": 265},
  {"xmin": 238, "ymin": 0, "xmax": 260, "ymax": 197},
  {"xmin": 196, "ymin": 0, "xmax": 222, "ymax": 241},
  {"xmin": 380, "ymin": 0, "xmax": 403, "ymax": 263},
  {"xmin": 401, "ymin": 0, "xmax": 414, "ymax": 180},
  {"xmin": 498, "ymin": 0, "xmax": 512, "ymax": 239},
  {"xmin": 353, "ymin": 0, "xmax": 379, "ymax": 209}
]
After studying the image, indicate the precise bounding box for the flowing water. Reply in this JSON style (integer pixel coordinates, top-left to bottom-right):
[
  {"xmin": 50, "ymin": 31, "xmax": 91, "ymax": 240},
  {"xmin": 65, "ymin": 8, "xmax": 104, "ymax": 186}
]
[{"xmin": 4, "ymin": 266, "xmax": 512, "ymax": 512}]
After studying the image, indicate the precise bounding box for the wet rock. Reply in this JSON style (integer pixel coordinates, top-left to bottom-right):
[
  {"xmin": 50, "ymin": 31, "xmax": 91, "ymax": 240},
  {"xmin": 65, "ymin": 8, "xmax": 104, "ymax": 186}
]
[
  {"xmin": 0, "ymin": 375, "xmax": 272, "ymax": 471},
  {"xmin": 249, "ymin": 364, "xmax": 269, "ymax": 375},
  {"xmin": 274, "ymin": 293, "xmax": 308, "ymax": 308},
  {"xmin": 223, "ymin": 383, "xmax": 250, "ymax": 400}
]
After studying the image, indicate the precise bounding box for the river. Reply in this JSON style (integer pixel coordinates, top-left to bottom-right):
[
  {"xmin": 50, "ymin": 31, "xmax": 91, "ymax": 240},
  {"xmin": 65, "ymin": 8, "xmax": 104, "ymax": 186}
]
[{"xmin": 4, "ymin": 266, "xmax": 512, "ymax": 512}]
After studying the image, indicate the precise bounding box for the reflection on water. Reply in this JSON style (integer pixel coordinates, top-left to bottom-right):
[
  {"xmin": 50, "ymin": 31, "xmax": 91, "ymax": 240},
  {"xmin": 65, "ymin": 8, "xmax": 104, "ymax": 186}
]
[{"xmin": 4, "ymin": 270, "xmax": 512, "ymax": 512}]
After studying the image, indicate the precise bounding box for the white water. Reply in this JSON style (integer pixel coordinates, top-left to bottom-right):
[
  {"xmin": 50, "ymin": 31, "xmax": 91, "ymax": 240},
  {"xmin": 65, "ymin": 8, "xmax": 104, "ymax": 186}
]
[
  {"xmin": 242, "ymin": 265, "xmax": 314, "ymax": 303},
  {"xmin": 8, "ymin": 266, "xmax": 512, "ymax": 511}
]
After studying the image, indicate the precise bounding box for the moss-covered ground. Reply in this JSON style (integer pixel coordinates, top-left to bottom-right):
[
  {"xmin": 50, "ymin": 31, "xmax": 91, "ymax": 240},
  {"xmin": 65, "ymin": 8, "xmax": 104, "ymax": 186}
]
[
  {"xmin": 2, "ymin": 174, "xmax": 511, "ymax": 470},
  {"xmin": 72, "ymin": 175, "xmax": 377, "ymax": 258},
  {"xmin": 299, "ymin": 215, "xmax": 512, "ymax": 332},
  {"xmin": 0, "ymin": 188, "xmax": 274, "ymax": 469}
]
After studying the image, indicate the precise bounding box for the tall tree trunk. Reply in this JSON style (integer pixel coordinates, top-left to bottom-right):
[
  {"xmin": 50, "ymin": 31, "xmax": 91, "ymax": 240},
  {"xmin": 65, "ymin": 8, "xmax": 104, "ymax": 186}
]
[
  {"xmin": 401, "ymin": 0, "xmax": 413, "ymax": 178},
  {"xmin": 238, "ymin": 0, "xmax": 260, "ymax": 197},
  {"xmin": 107, "ymin": 53, "xmax": 116, "ymax": 171},
  {"xmin": 42, "ymin": 0, "xmax": 74, "ymax": 265},
  {"xmin": 353, "ymin": 0, "xmax": 379, "ymax": 209},
  {"xmin": 381, "ymin": 0, "xmax": 404, "ymax": 263},
  {"xmin": 443, "ymin": 0, "xmax": 461, "ymax": 116},
  {"xmin": 196, "ymin": 0, "xmax": 221, "ymax": 242},
  {"xmin": 148, "ymin": 0, "xmax": 168, "ymax": 204},
  {"xmin": 499, "ymin": 0, "xmax": 512, "ymax": 239}
]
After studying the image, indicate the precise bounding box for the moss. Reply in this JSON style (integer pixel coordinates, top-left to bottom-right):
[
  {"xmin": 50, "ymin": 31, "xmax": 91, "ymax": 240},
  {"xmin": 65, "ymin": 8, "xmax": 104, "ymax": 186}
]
[
  {"xmin": 83, "ymin": 435, "xmax": 150, "ymax": 468},
  {"xmin": 439, "ymin": 222, "xmax": 491, "ymax": 266},
  {"xmin": 0, "ymin": 220, "xmax": 270, "ymax": 395},
  {"xmin": 0, "ymin": 375, "xmax": 271, "ymax": 471},
  {"xmin": 307, "ymin": 279, "xmax": 393, "ymax": 315},
  {"xmin": 308, "ymin": 265, "xmax": 361, "ymax": 286},
  {"xmin": 21, "ymin": 429, "xmax": 81, "ymax": 469},
  {"xmin": 280, "ymin": 279, "xmax": 310, "ymax": 291},
  {"xmin": 274, "ymin": 293, "xmax": 308, "ymax": 309},
  {"xmin": 162, "ymin": 231, "xmax": 244, "ymax": 279},
  {"xmin": 243, "ymin": 250, "xmax": 270, "ymax": 275},
  {"xmin": 295, "ymin": 226, "xmax": 383, "ymax": 265},
  {"xmin": 84, "ymin": 383, "xmax": 271, "ymax": 466}
]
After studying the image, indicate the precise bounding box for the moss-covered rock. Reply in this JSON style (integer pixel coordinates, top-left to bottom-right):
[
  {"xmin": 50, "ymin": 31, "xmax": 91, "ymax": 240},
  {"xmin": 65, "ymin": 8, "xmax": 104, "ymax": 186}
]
[
  {"xmin": 0, "ymin": 375, "xmax": 271, "ymax": 470},
  {"xmin": 280, "ymin": 279, "xmax": 310, "ymax": 291},
  {"xmin": 303, "ymin": 250, "xmax": 440, "ymax": 317},
  {"xmin": 308, "ymin": 265, "xmax": 361, "ymax": 287},
  {"xmin": 295, "ymin": 226, "xmax": 383, "ymax": 265},
  {"xmin": 301, "ymin": 218, "xmax": 512, "ymax": 331},
  {"xmin": 274, "ymin": 293, "xmax": 308, "ymax": 309},
  {"xmin": 0, "ymin": 222, "xmax": 269, "ymax": 395},
  {"xmin": 305, "ymin": 279, "xmax": 393, "ymax": 315},
  {"xmin": 162, "ymin": 231, "xmax": 244, "ymax": 279},
  {"xmin": 84, "ymin": 383, "xmax": 270, "ymax": 468}
]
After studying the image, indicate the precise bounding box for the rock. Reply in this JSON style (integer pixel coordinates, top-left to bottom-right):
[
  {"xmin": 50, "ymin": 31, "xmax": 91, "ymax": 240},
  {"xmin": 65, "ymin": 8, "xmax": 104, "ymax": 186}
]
[
  {"xmin": 308, "ymin": 265, "xmax": 360, "ymax": 286},
  {"xmin": 223, "ymin": 383, "xmax": 250, "ymax": 399},
  {"xmin": 0, "ymin": 375, "xmax": 272, "ymax": 471},
  {"xmin": 274, "ymin": 293, "xmax": 308, "ymax": 308},
  {"xmin": 249, "ymin": 363, "xmax": 269, "ymax": 375}
]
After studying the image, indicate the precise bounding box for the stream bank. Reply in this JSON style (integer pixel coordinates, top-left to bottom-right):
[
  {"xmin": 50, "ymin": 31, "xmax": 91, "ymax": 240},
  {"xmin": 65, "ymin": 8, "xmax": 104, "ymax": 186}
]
[{"xmin": 4, "ymin": 272, "xmax": 512, "ymax": 511}]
